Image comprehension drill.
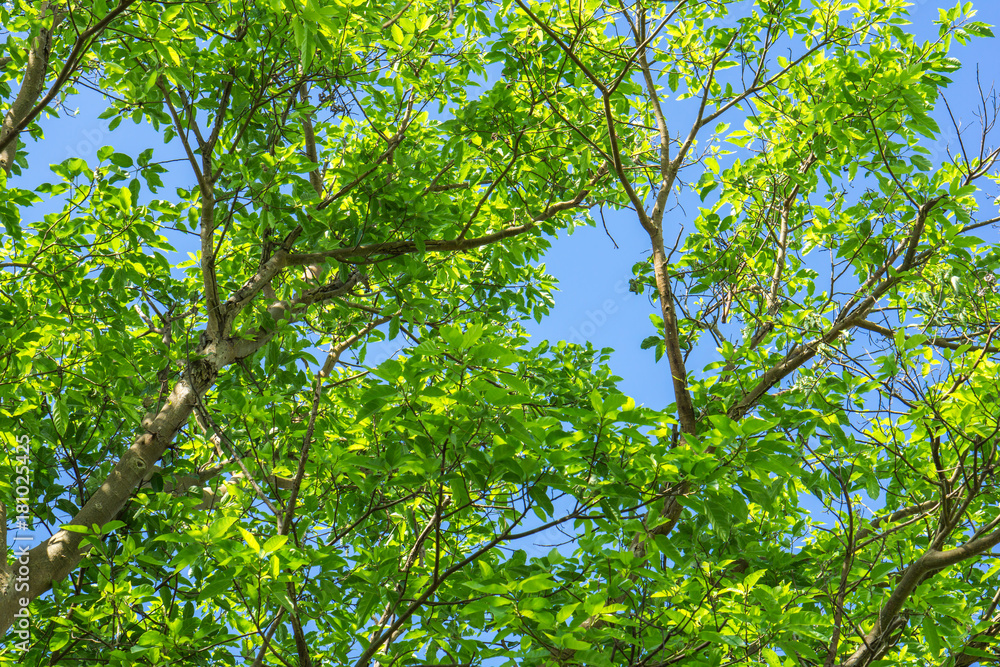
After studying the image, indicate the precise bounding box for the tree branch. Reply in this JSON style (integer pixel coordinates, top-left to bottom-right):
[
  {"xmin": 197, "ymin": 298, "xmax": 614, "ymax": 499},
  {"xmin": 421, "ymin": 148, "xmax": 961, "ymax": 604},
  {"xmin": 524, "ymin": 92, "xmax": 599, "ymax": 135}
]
[{"xmin": 0, "ymin": 0, "xmax": 138, "ymax": 172}]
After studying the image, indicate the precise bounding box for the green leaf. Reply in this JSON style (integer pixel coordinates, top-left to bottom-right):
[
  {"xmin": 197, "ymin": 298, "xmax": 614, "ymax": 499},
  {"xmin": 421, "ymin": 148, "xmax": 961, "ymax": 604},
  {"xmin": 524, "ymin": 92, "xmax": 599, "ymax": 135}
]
[
  {"xmin": 210, "ymin": 516, "xmax": 238, "ymax": 540},
  {"xmin": 923, "ymin": 615, "xmax": 941, "ymax": 656},
  {"xmin": 52, "ymin": 397, "xmax": 69, "ymax": 436},
  {"xmin": 520, "ymin": 574, "xmax": 557, "ymax": 593},
  {"xmin": 743, "ymin": 569, "xmax": 767, "ymax": 590},
  {"xmin": 762, "ymin": 648, "xmax": 782, "ymax": 667},
  {"xmin": 137, "ymin": 630, "xmax": 168, "ymax": 647},
  {"xmin": 261, "ymin": 534, "xmax": 289, "ymax": 554},
  {"xmin": 101, "ymin": 520, "xmax": 126, "ymax": 534},
  {"xmin": 589, "ymin": 389, "xmax": 603, "ymax": 414},
  {"xmin": 198, "ymin": 578, "xmax": 234, "ymax": 601},
  {"xmin": 239, "ymin": 527, "xmax": 261, "ymax": 553},
  {"xmin": 60, "ymin": 524, "xmax": 92, "ymax": 534},
  {"xmin": 640, "ymin": 335, "xmax": 660, "ymax": 350},
  {"xmin": 1, "ymin": 213, "xmax": 21, "ymax": 242}
]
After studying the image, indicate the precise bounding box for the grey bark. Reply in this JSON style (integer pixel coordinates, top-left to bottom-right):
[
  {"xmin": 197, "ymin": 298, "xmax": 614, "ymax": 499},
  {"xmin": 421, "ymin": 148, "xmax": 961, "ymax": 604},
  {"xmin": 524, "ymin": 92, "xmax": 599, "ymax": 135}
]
[{"xmin": 0, "ymin": 267, "xmax": 360, "ymax": 635}]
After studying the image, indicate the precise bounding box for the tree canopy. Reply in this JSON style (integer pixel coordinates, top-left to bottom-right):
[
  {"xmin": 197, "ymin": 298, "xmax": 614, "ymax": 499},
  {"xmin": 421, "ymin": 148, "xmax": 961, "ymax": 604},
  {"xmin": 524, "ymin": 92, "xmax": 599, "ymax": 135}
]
[{"xmin": 2, "ymin": 0, "xmax": 1000, "ymax": 665}]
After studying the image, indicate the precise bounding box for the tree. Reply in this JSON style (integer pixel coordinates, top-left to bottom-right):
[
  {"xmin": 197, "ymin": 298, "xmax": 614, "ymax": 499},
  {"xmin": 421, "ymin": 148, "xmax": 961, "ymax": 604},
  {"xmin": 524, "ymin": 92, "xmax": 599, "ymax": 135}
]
[{"xmin": 2, "ymin": 0, "xmax": 1000, "ymax": 664}]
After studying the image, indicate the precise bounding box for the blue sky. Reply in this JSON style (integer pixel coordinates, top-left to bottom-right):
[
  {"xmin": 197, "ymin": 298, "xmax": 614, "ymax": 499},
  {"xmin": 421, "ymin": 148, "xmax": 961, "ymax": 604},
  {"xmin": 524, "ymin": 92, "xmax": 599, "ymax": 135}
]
[
  {"xmin": 8, "ymin": 2, "xmax": 1000, "ymax": 661},
  {"xmin": 521, "ymin": 0, "xmax": 1000, "ymax": 410},
  {"xmin": 18, "ymin": 0, "xmax": 1000, "ymax": 412}
]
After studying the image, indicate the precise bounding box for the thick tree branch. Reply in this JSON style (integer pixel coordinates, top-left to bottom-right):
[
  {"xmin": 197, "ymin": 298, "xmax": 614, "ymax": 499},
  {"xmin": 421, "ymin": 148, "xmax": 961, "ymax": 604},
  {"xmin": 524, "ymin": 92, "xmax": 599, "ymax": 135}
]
[
  {"xmin": 855, "ymin": 319, "xmax": 1000, "ymax": 353},
  {"xmin": 0, "ymin": 4, "xmax": 60, "ymax": 176},
  {"xmin": 0, "ymin": 272, "xmax": 362, "ymax": 635},
  {"xmin": 288, "ymin": 168, "xmax": 606, "ymax": 269},
  {"xmin": 0, "ymin": 0, "xmax": 138, "ymax": 172},
  {"xmin": 839, "ymin": 521, "xmax": 1000, "ymax": 666}
]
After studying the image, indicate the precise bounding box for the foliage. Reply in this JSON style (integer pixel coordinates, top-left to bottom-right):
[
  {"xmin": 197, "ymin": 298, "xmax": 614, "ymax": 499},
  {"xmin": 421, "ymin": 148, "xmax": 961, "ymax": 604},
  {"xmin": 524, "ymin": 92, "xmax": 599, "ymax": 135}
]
[{"xmin": 2, "ymin": 0, "xmax": 1000, "ymax": 666}]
